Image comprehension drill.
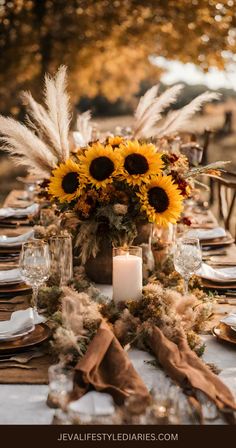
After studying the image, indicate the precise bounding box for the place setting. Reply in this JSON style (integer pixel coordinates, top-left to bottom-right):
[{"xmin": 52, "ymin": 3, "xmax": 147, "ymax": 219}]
[
  {"xmin": 213, "ymin": 313, "xmax": 236, "ymax": 346},
  {"xmin": 197, "ymin": 262, "xmax": 236, "ymax": 294},
  {"xmin": 0, "ymin": 239, "xmax": 51, "ymax": 351},
  {"xmin": 0, "ymin": 203, "xmax": 39, "ymax": 228},
  {"xmin": 186, "ymin": 226, "xmax": 235, "ymax": 248},
  {"xmin": 0, "ymin": 268, "xmax": 32, "ymax": 298}
]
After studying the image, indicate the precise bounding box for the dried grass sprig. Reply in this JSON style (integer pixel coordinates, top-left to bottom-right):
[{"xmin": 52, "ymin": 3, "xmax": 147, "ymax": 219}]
[
  {"xmin": 133, "ymin": 84, "xmax": 183, "ymax": 138},
  {"xmin": 44, "ymin": 65, "xmax": 71, "ymax": 161},
  {"xmin": 52, "ymin": 287, "xmax": 101, "ymax": 359},
  {"xmin": 22, "ymin": 90, "xmax": 65, "ymax": 160},
  {"xmin": 156, "ymin": 91, "xmax": 220, "ymax": 136},
  {"xmin": 73, "ymin": 110, "xmax": 93, "ymax": 147},
  {"xmin": 74, "ymin": 221, "xmax": 100, "ymax": 265},
  {"xmin": 184, "ymin": 160, "xmax": 231, "ymax": 179},
  {"xmin": 0, "ymin": 115, "xmax": 57, "ymax": 177}
]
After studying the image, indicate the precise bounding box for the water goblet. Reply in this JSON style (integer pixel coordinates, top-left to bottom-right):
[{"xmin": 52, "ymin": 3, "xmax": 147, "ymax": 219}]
[
  {"xmin": 19, "ymin": 240, "xmax": 50, "ymax": 312},
  {"xmin": 173, "ymin": 237, "xmax": 202, "ymax": 295}
]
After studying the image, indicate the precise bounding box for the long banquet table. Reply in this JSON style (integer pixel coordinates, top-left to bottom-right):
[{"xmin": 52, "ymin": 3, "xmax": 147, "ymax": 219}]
[{"xmin": 0, "ymin": 190, "xmax": 236, "ymax": 424}]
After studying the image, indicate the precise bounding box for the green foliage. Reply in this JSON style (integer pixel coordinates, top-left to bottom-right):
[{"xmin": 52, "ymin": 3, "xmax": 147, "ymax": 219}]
[{"xmin": 38, "ymin": 286, "xmax": 63, "ymax": 316}]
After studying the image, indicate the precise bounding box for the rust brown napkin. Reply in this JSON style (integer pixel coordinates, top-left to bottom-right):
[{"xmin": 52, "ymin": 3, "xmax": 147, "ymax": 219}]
[
  {"xmin": 74, "ymin": 321, "xmax": 149, "ymax": 406},
  {"xmin": 148, "ymin": 326, "xmax": 236, "ymax": 422}
]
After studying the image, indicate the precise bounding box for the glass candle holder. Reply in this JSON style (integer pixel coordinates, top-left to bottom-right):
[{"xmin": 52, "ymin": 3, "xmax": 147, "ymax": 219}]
[
  {"xmin": 113, "ymin": 246, "xmax": 142, "ymax": 303},
  {"xmin": 49, "ymin": 235, "xmax": 73, "ymax": 286},
  {"xmin": 48, "ymin": 363, "xmax": 74, "ymax": 410}
]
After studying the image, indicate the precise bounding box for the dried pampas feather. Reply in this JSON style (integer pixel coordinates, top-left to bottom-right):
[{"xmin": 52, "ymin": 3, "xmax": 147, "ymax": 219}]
[
  {"xmin": 133, "ymin": 84, "xmax": 183, "ymax": 138},
  {"xmin": 44, "ymin": 65, "xmax": 71, "ymax": 161},
  {"xmin": 156, "ymin": 91, "xmax": 220, "ymax": 136},
  {"xmin": 74, "ymin": 110, "xmax": 93, "ymax": 147},
  {"xmin": 0, "ymin": 115, "xmax": 57, "ymax": 177},
  {"xmin": 22, "ymin": 91, "xmax": 65, "ymax": 161},
  {"xmin": 62, "ymin": 287, "xmax": 101, "ymax": 328},
  {"xmin": 134, "ymin": 84, "xmax": 159, "ymax": 122}
]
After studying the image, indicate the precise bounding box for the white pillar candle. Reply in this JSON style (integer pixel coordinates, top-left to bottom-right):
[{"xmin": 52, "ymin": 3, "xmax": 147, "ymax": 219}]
[{"xmin": 113, "ymin": 250, "xmax": 142, "ymax": 303}]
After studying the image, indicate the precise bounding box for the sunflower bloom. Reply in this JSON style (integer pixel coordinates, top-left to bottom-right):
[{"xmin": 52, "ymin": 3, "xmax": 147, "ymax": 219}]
[
  {"xmin": 78, "ymin": 142, "xmax": 121, "ymax": 188},
  {"xmin": 119, "ymin": 140, "xmax": 164, "ymax": 186},
  {"xmin": 137, "ymin": 175, "xmax": 183, "ymax": 226},
  {"xmin": 107, "ymin": 135, "xmax": 124, "ymax": 148},
  {"xmin": 48, "ymin": 159, "xmax": 84, "ymax": 203}
]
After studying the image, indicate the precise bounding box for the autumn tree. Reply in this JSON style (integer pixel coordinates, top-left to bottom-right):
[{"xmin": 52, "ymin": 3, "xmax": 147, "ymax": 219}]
[{"xmin": 0, "ymin": 0, "xmax": 236, "ymax": 114}]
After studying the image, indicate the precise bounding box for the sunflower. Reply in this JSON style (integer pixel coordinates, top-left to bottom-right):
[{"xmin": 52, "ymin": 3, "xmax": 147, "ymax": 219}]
[
  {"xmin": 119, "ymin": 140, "xmax": 164, "ymax": 186},
  {"xmin": 48, "ymin": 159, "xmax": 84, "ymax": 203},
  {"xmin": 79, "ymin": 142, "xmax": 121, "ymax": 188},
  {"xmin": 107, "ymin": 135, "xmax": 124, "ymax": 148},
  {"xmin": 137, "ymin": 176, "xmax": 183, "ymax": 226}
]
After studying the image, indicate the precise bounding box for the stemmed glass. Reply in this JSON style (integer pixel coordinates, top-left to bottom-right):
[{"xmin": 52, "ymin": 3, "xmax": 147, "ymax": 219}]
[
  {"xmin": 19, "ymin": 240, "xmax": 51, "ymax": 312},
  {"xmin": 173, "ymin": 237, "xmax": 202, "ymax": 295}
]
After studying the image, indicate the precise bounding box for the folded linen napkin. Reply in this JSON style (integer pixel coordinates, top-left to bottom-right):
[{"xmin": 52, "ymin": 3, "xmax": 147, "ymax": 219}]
[
  {"xmin": 147, "ymin": 326, "xmax": 236, "ymax": 423},
  {"xmin": 186, "ymin": 227, "xmax": 226, "ymax": 241},
  {"xmin": 73, "ymin": 321, "xmax": 236, "ymax": 423},
  {"xmin": 0, "ymin": 308, "xmax": 35, "ymax": 337},
  {"xmin": 0, "ymin": 268, "xmax": 22, "ymax": 284},
  {"xmin": 69, "ymin": 391, "xmax": 115, "ymax": 417},
  {"xmin": 197, "ymin": 263, "xmax": 236, "ymax": 283},
  {"xmin": 0, "ymin": 230, "xmax": 34, "ymax": 247},
  {"xmin": 73, "ymin": 320, "xmax": 150, "ymax": 406},
  {"xmin": 0, "ymin": 204, "xmax": 39, "ymax": 220},
  {"xmin": 220, "ymin": 314, "xmax": 236, "ymax": 329}
]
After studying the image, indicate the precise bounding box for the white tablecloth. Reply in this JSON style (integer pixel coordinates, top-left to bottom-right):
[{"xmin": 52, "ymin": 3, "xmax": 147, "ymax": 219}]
[
  {"xmin": 0, "ymin": 286, "xmax": 236, "ymax": 424},
  {"xmin": 0, "ymin": 336, "xmax": 236, "ymax": 424}
]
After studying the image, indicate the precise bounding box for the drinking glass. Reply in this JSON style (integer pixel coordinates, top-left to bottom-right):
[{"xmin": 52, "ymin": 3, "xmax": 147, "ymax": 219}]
[
  {"xmin": 19, "ymin": 240, "xmax": 50, "ymax": 311},
  {"xmin": 173, "ymin": 237, "xmax": 202, "ymax": 294},
  {"xmin": 49, "ymin": 235, "xmax": 73, "ymax": 286}
]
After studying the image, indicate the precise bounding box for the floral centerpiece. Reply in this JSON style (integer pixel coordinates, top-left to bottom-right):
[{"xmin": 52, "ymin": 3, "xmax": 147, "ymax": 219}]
[
  {"xmin": 48, "ymin": 138, "xmax": 186, "ymax": 282},
  {"xmin": 0, "ymin": 66, "xmax": 228, "ymax": 282}
]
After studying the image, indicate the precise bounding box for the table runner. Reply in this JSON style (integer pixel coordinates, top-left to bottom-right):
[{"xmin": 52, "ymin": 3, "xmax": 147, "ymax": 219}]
[{"xmin": 0, "ymin": 189, "xmax": 236, "ymax": 392}]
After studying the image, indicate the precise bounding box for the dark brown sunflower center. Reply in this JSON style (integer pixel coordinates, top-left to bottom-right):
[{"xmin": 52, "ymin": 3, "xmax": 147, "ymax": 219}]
[
  {"xmin": 148, "ymin": 187, "xmax": 169, "ymax": 213},
  {"xmin": 61, "ymin": 172, "xmax": 79, "ymax": 194},
  {"xmin": 124, "ymin": 153, "xmax": 149, "ymax": 175},
  {"xmin": 89, "ymin": 156, "xmax": 114, "ymax": 181}
]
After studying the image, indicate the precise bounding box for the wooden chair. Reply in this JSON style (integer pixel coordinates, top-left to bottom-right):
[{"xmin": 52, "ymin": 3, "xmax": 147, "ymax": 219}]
[{"xmin": 213, "ymin": 172, "xmax": 236, "ymax": 235}]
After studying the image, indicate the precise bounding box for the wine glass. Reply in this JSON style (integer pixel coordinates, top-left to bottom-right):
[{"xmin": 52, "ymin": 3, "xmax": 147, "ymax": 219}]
[
  {"xmin": 19, "ymin": 240, "xmax": 50, "ymax": 312},
  {"xmin": 173, "ymin": 237, "xmax": 202, "ymax": 295}
]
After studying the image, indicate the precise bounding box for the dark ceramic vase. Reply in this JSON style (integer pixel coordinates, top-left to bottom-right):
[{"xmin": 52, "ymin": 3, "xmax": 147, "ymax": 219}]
[
  {"xmin": 84, "ymin": 222, "xmax": 152, "ymax": 284},
  {"xmin": 84, "ymin": 239, "xmax": 113, "ymax": 284}
]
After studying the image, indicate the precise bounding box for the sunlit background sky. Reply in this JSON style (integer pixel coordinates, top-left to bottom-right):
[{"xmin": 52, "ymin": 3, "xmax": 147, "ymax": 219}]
[{"xmin": 152, "ymin": 57, "xmax": 236, "ymax": 91}]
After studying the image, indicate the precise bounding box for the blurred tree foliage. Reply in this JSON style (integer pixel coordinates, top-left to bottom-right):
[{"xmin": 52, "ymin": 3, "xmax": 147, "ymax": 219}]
[{"xmin": 0, "ymin": 0, "xmax": 236, "ymax": 114}]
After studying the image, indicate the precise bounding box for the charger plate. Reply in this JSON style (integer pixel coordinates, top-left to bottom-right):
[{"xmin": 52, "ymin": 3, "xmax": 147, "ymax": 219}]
[
  {"xmin": 0, "ymin": 323, "xmax": 51, "ymax": 353},
  {"xmin": 202, "ymin": 279, "xmax": 236, "ymax": 290},
  {"xmin": 201, "ymin": 234, "xmax": 234, "ymax": 247},
  {"xmin": 0, "ymin": 247, "xmax": 21, "ymax": 254},
  {"xmin": 0, "ymin": 284, "xmax": 32, "ymax": 298},
  {"xmin": 212, "ymin": 322, "xmax": 236, "ymax": 345}
]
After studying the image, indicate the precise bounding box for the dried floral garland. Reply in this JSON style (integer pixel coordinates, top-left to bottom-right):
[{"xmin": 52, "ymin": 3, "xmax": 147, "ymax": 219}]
[
  {"xmin": 101, "ymin": 283, "xmax": 213, "ymax": 357},
  {"xmin": 38, "ymin": 264, "xmax": 213, "ymax": 363}
]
